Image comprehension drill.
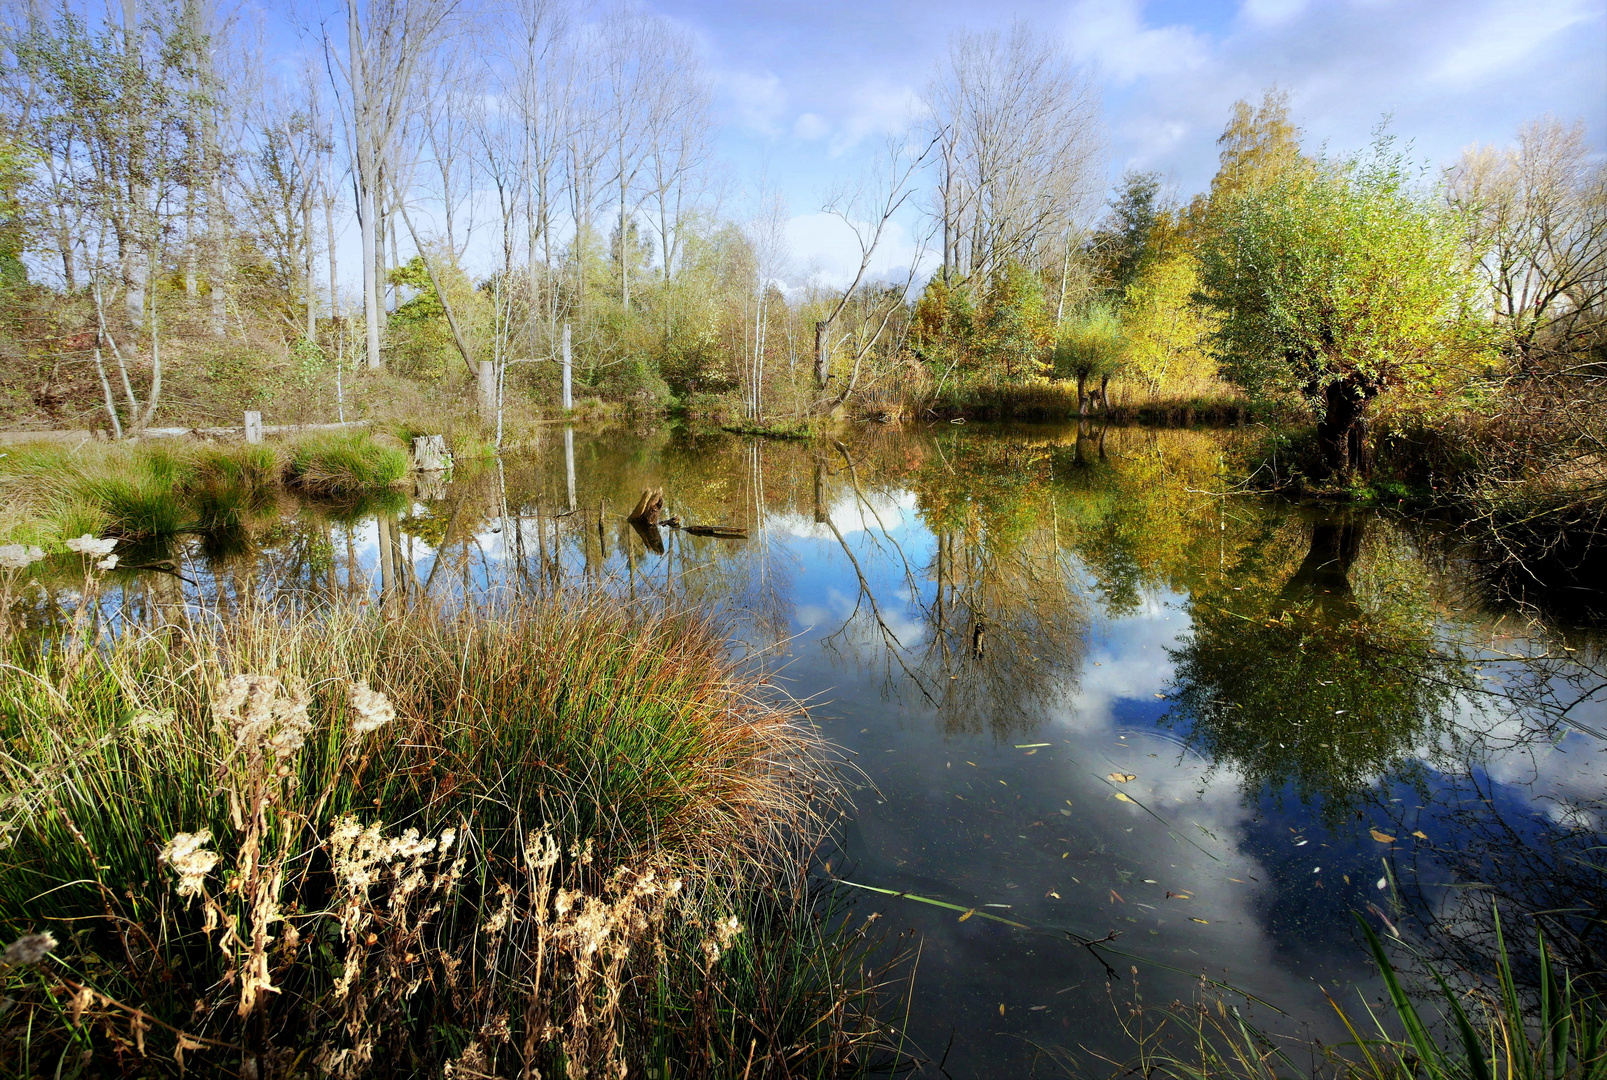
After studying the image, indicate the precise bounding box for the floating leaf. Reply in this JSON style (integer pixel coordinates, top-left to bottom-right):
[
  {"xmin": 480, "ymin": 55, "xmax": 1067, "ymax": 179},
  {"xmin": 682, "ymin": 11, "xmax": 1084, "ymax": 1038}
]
[
  {"xmin": 1166, "ymin": 891, "xmax": 1192, "ymax": 899},
  {"xmin": 1411, "ymin": 830, "xmax": 1429, "ymax": 840},
  {"xmin": 1295, "ymin": 839, "xmax": 1309, "ymax": 846},
  {"xmin": 1369, "ymin": 829, "xmax": 1396, "ymax": 843},
  {"xmin": 1046, "ymin": 890, "xmax": 1061, "ymax": 899},
  {"xmin": 1376, "ymin": 877, "xmax": 1388, "ymax": 890},
  {"xmin": 1113, "ymin": 792, "xmax": 1135, "ymax": 803},
  {"xmin": 1109, "ymin": 889, "xmax": 1124, "ymax": 904},
  {"xmin": 1190, "ymin": 917, "xmax": 1210, "ymax": 924},
  {"xmin": 957, "ymin": 909, "xmax": 975, "ymax": 923},
  {"xmin": 999, "ymin": 1003, "xmax": 1005, "ymax": 1016},
  {"xmin": 1107, "ymin": 772, "xmax": 1137, "ymax": 783},
  {"xmin": 1016, "ymin": 743, "xmax": 1051, "ymax": 749}
]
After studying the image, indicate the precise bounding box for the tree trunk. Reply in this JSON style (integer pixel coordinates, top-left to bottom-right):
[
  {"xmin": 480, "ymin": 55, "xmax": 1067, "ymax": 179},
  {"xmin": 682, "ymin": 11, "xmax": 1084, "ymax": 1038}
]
[
  {"xmin": 814, "ymin": 320, "xmax": 829, "ymax": 389},
  {"xmin": 1315, "ymin": 380, "xmax": 1374, "ymax": 479},
  {"xmin": 1076, "ymin": 372, "xmax": 1088, "ymax": 418}
]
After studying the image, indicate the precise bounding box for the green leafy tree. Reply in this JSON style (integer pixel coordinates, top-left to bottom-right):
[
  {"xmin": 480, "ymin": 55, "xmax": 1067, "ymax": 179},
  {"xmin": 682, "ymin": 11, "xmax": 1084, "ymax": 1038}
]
[
  {"xmin": 1051, "ymin": 303, "xmax": 1126, "ymax": 414},
  {"xmin": 1198, "ymin": 136, "xmax": 1489, "ymax": 477},
  {"xmin": 1093, "ymin": 169, "xmax": 1165, "ymax": 297}
]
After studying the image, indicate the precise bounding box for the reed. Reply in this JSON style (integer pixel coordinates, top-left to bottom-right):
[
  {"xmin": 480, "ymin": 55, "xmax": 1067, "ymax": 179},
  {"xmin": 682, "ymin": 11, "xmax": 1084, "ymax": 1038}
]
[
  {"xmin": 1101, "ymin": 912, "xmax": 1606, "ymax": 1080},
  {"xmin": 0, "ymin": 595, "xmax": 898, "ymax": 1076}
]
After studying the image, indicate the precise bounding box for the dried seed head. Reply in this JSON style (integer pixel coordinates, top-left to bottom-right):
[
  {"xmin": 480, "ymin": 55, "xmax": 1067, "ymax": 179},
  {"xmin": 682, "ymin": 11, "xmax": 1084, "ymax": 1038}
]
[
  {"xmin": 347, "ymin": 682, "xmax": 396, "ymax": 736},
  {"xmin": 160, "ymin": 831, "xmax": 221, "ymax": 898},
  {"xmin": 215, "ymin": 674, "xmax": 311, "ymax": 760},
  {"xmin": 3, "ymin": 932, "xmax": 57, "ymax": 966},
  {"xmin": 0, "ymin": 545, "xmax": 45, "ymax": 570},
  {"xmin": 64, "ymin": 535, "xmax": 117, "ymax": 557},
  {"xmin": 95, "ymin": 554, "xmax": 118, "ymax": 571}
]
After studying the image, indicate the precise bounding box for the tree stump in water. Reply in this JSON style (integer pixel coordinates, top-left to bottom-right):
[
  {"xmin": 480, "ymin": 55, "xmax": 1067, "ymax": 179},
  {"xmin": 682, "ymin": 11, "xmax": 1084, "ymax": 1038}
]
[
  {"xmin": 411, "ymin": 435, "xmax": 451, "ymax": 472},
  {"xmin": 629, "ymin": 488, "xmax": 665, "ymax": 526}
]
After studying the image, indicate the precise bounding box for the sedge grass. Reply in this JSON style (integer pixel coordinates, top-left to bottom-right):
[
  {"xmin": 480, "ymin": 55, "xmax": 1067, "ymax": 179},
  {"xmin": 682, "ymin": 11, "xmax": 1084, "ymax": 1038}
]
[
  {"xmin": 285, "ymin": 431, "xmax": 409, "ymax": 493},
  {"xmin": 0, "ymin": 595, "xmax": 898, "ymax": 1076}
]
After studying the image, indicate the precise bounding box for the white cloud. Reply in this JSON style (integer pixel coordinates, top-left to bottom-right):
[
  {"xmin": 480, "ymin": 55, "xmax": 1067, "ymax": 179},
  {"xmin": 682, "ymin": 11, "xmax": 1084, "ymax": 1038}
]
[
  {"xmin": 720, "ymin": 69, "xmax": 788, "ymax": 136},
  {"xmin": 793, "ymin": 112, "xmax": 830, "ymax": 140},
  {"xmin": 783, "ymin": 211, "xmax": 936, "ymax": 290},
  {"xmin": 1062, "ymin": 0, "xmax": 1211, "ymax": 86}
]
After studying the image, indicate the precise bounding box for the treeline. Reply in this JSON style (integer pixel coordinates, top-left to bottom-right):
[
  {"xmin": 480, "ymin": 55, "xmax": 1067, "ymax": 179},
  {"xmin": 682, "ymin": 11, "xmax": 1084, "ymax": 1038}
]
[{"xmin": 1, "ymin": 5, "xmax": 1603, "ymax": 493}]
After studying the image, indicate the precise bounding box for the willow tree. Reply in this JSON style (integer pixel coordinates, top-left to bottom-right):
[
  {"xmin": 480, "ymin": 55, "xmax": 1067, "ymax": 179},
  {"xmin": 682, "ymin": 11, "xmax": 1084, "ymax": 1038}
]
[{"xmin": 1197, "ymin": 136, "xmax": 1488, "ymax": 477}]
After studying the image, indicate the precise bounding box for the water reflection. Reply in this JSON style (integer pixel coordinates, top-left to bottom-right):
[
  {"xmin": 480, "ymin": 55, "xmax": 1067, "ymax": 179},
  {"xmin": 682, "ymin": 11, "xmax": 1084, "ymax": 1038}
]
[{"xmin": 7, "ymin": 422, "xmax": 1602, "ymax": 1076}]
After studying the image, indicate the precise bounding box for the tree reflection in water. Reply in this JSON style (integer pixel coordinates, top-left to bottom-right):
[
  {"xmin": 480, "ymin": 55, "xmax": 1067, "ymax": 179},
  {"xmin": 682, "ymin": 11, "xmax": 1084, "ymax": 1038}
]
[{"xmin": 1163, "ymin": 508, "xmax": 1474, "ymax": 820}]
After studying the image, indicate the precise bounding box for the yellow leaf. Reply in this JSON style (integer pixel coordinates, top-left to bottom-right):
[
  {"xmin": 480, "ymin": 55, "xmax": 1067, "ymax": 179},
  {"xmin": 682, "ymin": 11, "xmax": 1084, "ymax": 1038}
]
[
  {"xmin": 1369, "ymin": 829, "xmax": 1396, "ymax": 843},
  {"xmin": 999, "ymin": 1003, "xmax": 1006, "ymax": 1016},
  {"xmin": 1191, "ymin": 917, "xmax": 1210, "ymax": 924},
  {"xmin": 1113, "ymin": 792, "xmax": 1135, "ymax": 803},
  {"xmin": 1412, "ymin": 830, "xmax": 1429, "ymax": 840},
  {"xmin": 1107, "ymin": 772, "xmax": 1137, "ymax": 783},
  {"xmin": 958, "ymin": 909, "xmax": 975, "ymax": 923}
]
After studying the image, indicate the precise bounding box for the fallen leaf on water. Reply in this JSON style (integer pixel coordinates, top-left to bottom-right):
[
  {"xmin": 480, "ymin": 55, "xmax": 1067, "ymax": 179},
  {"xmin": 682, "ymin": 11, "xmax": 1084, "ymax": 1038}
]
[
  {"xmin": 1030, "ymin": 1005, "xmax": 1047, "ymax": 1011},
  {"xmin": 1059, "ymin": 809, "xmax": 1072, "ymax": 816},
  {"xmin": 1376, "ymin": 877, "xmax": 1388, "ymax": 890},
  {"xmin": 999, "ymin": 1004, "xmax": 1005, "ymax": 1016},
  {"xmin": 1190, "ymin": 917, "xmax": 1210, "ymax": 924},
  {"xmin": 1113, "ymin": 792, "xmax": 1135, "ymax": 803},
  {"xmin": 1412, "ymin": 830, "xmax": 1429, "ymax": 840},
  {"xmin": 1025, "ymin": 749, "xmax": 1038, "ymax": 755},
  {"xmin": 1370, "ymin": 829, "xmax": 1396, "ymax": 843},
  {"xmin": 1166, "ymin": 891, "xmax": 1192, "ymax": 899},
  {"xmin": 1228, "ymin": 878, "xmax": 1244, "ymax": 883},
  {"xmin": 1109, "ymin": 889, "xmax": 1124, "ymax": 904},
  {"xmin": 1295, "ymin": 839, "xmax": 1309, "ymax": 846},
  {"xmin": 1107, "ymin": 772, "xmax": 1137, "ymax": 783},
  {"xmin": 1142, "ymin": 879, "xmax": 1158, "ymax": 884},
  {"xmin": 958, "ymin": 909, "xmax": 975, "ymax": 923},
  {"xmin": 1153, "ymin": 693, "xmax": 1165, "ymax": 699},
  {"xmin": 1046, "ymin": 890, "xmax": 1061, "ymax": 899},
  {"xmin": 1016, "ymin": 743, "xmax": 1051, "ymax": 749}
]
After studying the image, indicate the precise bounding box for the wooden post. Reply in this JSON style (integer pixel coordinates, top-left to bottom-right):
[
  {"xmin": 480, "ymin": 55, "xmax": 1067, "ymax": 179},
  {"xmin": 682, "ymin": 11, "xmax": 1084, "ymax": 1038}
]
[
  {"xmin": 244, "ymin": 411, "xmax": 263, "ymax": 444},
  {"xmin": 564, "ymin": 426, "xmax": 576, "ymax": 511},
  {"xmin": 561, "ymin": 322, "xmax": 572, "ymax": 411}
]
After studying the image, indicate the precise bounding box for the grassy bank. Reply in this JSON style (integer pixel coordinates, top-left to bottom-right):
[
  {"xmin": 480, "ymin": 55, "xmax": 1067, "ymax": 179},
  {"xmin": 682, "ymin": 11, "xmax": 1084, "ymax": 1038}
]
[
  {"xmin": 0, "ymin": 432, "xmax": 408, "ymax": 550},
  {"xmin": 0, "ymin": 595, "xmax": 900, "ymax": 1076}
]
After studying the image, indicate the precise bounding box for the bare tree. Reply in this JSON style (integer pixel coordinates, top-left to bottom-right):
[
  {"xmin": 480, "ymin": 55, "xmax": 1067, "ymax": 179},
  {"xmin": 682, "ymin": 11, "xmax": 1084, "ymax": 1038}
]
[
  {"xmin": 924, "ymin": 21, "xmax": 1103, "ymax": 282},
  {"xmin": 1450, "ymin": 115, "xmax": 1607, "ymax": 366},
  {"xmin": 812, "ymin": 136, "xmax": 935, "ymax": 412},
  {"xmin": 325, "ymin": 0, "xmax": 460, "ymax": 370}
]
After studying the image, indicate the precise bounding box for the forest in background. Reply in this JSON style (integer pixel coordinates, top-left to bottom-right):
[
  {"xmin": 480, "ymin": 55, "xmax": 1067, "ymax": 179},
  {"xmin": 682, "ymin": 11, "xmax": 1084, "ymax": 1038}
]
[{"xmin": 0, "ymin": 1, "xmax": 1602, "ymax": 525}]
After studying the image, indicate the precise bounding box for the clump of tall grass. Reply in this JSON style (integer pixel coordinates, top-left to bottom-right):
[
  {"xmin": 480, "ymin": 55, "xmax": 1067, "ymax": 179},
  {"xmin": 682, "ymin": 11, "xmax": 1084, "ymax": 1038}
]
[
  {"xmin": 285, "ymin": 432, "xmax": 409, "ymax": 494},
  {"xmin": 0, "ymin": 596, "xmax": 901, "ymax": 1075}
]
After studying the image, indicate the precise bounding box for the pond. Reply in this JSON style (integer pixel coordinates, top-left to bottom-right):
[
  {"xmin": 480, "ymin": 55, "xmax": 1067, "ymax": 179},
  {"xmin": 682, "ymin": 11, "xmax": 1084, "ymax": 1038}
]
[{"xmin": 31, "ymin": 422, "xmax": 1607, "ymax": 1077}]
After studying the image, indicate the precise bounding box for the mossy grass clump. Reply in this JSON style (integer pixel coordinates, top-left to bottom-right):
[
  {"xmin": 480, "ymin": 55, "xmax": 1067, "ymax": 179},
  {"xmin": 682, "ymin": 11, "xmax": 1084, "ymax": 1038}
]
[
  {"xmin": 0, "ymin": 596, "xmax": 897, "ymax": 1075},
  {"xmin": 283, "ymin": 431, "xmax": 410, "ymax": 494}
]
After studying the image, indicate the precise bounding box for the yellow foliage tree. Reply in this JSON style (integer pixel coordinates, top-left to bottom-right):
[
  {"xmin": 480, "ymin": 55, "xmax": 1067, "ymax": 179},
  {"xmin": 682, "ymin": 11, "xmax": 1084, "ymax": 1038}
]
[{"xmin": 1121, "ymin": 253, "xmax": 1216, "ymax": 397}]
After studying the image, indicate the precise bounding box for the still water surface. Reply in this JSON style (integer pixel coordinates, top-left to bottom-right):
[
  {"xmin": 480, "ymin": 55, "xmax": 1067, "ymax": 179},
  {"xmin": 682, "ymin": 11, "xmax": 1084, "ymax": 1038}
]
[{"xmin": 80, "ymin": 424, "xmax": 1607, "ymax": 1076}]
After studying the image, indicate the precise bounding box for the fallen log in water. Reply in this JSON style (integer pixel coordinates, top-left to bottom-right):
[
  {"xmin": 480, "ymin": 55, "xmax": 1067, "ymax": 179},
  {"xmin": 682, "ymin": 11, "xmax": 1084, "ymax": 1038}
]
[{"xmin": 682, "ymin": 525, "xmax": 748, "ymax": 539}]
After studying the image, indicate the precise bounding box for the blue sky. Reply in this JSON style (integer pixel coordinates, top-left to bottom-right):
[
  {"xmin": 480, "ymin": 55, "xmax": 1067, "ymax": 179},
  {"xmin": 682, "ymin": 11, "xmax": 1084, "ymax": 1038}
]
[
  {"xmin": 643, "ymin": 0, "xmax": 1606, "ymax": 280},
  {"xmin": 274, "ymin": 0, "xmax": 1605, "ymax": 287}
]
